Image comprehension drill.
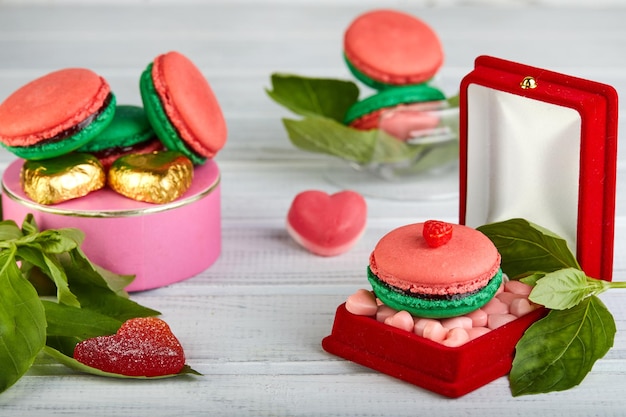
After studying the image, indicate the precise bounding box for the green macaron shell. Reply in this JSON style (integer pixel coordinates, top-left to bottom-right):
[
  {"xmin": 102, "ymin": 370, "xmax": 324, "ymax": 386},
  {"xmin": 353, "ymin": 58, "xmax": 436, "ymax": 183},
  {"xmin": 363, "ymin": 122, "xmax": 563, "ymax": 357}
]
[
  {"xmin": 139, "ymin": 63, "xmax": 206, "ymax": 165},
  {"xmin": 78, "ymin": 104, "xmax": 155, "ymax": 153},
  {"xmin": 3, "ymin": 93, "xmax": 117, "ymax": 160},
  {"xmin": 344, "ymin": 83, "xmax": 446, "ymax": 125},
  {"xmin": 367, "ymin": 266, "xmax": 504, "ymax": 319},
  {"xmin": 344, "ymin": 54, "xmax": 407, "ymax": 91}
]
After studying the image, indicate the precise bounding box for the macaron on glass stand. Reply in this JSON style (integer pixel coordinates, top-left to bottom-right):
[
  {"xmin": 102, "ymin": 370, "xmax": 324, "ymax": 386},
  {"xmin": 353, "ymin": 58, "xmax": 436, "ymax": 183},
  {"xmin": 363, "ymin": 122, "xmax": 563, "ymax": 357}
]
[
  {"xmin": 324, "ymin": 9, "xmax": 460, "ymax": 201},
  {"xmin": 322, "ymin": 55, "xmax": 618, "ymax": 397}
]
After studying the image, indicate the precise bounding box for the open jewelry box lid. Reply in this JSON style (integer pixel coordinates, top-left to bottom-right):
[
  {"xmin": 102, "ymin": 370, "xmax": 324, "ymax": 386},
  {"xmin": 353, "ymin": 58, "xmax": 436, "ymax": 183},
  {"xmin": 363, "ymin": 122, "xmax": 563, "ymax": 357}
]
[{"xmin": 459, "ymin": 55, "xmax": 618, "ymax": 281}]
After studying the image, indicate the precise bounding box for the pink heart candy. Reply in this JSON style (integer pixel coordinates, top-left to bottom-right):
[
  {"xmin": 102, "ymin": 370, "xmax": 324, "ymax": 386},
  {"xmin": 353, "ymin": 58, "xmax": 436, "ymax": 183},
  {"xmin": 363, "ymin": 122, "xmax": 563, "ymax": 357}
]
[
  {"xmin": 482, "ymin": 298, "xmax": 509, "ymax": 315},
  {"xmin": 384, "ymin": 311, "xmax": 415, "ymax": 332},
  {"xmin": 421, "ymin": 320, "xmax": 448, "ymax": 343},
  {"xmin": 375, "ymin": 305, "xmax": 397, "ymax": 323},
  {"xmin": 464, "ymin": 309, "xmax": 488, "ymax": 327},
  {"xmin": 510, "ymin": 297, "xmax": 535, "ymax": 317},
  {"xmin": 286, "ymin": 190, "xmax": 367, "ymax": 256},
  {"xmin": 441, "ymin": 316, "xmax": 473, "ymax": 330},
  {"xmin": 442, "ymin": 327, "xmax": 470, "ymax": 347},
  {"xmin": 467, "ymin": 327, "xmax": 491, "ymax": 340},
  {"xmin": 504, "ymin": 280, "xmax": 533, "ymax": 296},
  {"xmin": 487, "ymin": 313, "xmax": 518, "ymax": 329},
  {"xmin": 345, "ymin": 289, "xmax": 378, "ymax": 316}
]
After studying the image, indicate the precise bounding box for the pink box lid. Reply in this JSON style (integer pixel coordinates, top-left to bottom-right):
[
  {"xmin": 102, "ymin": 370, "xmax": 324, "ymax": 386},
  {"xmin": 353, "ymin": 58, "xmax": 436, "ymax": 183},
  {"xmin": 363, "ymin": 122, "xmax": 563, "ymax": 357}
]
[{"xmin": 2, "ymin": 159, "xmax": 222, "ymax": 292}]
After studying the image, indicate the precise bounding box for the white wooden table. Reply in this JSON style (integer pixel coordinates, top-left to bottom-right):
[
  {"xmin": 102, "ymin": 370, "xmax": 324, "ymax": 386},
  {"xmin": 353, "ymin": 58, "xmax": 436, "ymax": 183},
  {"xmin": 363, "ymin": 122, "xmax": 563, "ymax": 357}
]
[{"xmin": 1, "ymin": 2, "xmax": 626, "ymax": 416}]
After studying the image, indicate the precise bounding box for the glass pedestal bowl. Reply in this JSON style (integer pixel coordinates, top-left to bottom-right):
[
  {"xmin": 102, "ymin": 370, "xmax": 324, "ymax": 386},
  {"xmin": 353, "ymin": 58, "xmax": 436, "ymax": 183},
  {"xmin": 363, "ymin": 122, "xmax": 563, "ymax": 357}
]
[{"xmin": 325, "ymin": 102, "xmax": 459, "ymax": 201}]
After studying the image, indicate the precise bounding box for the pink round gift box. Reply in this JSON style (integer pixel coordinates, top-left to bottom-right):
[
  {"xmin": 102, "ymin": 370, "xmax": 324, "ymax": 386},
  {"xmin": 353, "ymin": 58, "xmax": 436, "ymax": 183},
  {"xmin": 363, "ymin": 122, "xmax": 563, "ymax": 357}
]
[{"xmin": 1, "ymin": 158, "xmax": 221, "ymax": 292}]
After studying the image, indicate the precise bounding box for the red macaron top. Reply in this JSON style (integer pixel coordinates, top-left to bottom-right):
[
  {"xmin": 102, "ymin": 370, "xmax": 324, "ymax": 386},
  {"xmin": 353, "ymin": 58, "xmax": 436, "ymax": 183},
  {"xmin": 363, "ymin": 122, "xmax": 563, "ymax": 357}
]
[
  {"xmin": 0, "ymin": 68, "xmax": 111, "ymax": 147},
  {"xmin": 369, "ymin": 223, "xmax": 500, "ymax": 296},
  {"xmin": 151, "ymin": 51, "xmax": 227, "ymax": 158},
  {"xmin": 344, "ymin": 9, "xmax": 444, "ymax": 86}
]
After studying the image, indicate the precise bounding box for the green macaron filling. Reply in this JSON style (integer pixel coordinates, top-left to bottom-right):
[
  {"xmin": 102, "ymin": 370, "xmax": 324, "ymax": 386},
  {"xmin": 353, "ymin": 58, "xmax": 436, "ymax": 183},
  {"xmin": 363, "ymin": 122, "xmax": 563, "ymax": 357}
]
[
  {"xmin": 344, "ymin": 83, "xmax": 446, "ymax": 126},
  {"xmin": 3, "ymin": 93, "xmax": 117, "ymax": 160},
  {"xmin": 139, "ymin": 63, "xmax": 206, "ymax": 165},
  {"xmin": 367, "ymin": 266, "xmax": 504, "ymax": 319}
]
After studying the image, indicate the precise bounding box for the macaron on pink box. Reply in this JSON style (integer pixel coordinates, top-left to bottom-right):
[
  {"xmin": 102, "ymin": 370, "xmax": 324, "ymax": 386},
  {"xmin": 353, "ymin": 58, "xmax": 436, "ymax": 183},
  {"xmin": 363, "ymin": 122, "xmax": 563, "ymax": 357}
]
[
  {"xmin": 1, "ymin": 158, "xmax": 221, "ymax": 292},
  {"xmin": 323, "ymin": 56, "xmax": 618, "ymax": 397}
]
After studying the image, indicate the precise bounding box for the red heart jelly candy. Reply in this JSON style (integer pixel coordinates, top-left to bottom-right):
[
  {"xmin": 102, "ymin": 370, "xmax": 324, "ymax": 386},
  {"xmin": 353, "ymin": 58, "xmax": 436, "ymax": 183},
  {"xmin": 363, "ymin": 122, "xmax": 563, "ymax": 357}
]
[{"xmin": 73, "ymin": 317, "xmax": 186, "ymax": 377}]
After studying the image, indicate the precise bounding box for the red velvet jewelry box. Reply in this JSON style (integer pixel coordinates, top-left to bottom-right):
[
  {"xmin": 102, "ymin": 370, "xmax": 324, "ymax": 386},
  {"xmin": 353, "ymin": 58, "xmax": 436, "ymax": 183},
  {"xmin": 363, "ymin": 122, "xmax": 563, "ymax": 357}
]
[{"xmin": 322, "ymin": 55, "xmax": 618, "ymax": 397}]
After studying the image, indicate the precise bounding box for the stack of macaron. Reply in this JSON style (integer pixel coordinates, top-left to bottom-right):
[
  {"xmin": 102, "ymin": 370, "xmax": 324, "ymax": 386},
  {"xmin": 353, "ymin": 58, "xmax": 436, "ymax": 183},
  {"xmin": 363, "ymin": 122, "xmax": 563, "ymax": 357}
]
[
  {"xmin": 0, "ymin": 51, "xmax": 227, "ymax": 205},
  {"xmin": 342, "ymin": 9, "xmax": 448, "ymax": 141},
  {"xmin": 343, "ymin": 220, "xmax": 539, "ymax": 347}
]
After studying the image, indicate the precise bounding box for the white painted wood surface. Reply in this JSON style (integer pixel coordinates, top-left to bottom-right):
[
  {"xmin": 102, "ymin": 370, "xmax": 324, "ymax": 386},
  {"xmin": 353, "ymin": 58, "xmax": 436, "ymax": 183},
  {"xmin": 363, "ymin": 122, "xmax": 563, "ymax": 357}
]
[{"xmin": 1, "ymin": 3, "xmax": 626, "ymax": 416}]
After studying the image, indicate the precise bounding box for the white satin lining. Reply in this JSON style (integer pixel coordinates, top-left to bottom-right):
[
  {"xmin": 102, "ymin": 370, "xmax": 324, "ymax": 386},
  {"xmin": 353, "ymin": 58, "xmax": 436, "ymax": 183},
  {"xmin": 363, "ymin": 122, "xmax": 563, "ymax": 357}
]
[{"xmin": 465, "ymin": 84, "xmax": 581, "ymax": 251}]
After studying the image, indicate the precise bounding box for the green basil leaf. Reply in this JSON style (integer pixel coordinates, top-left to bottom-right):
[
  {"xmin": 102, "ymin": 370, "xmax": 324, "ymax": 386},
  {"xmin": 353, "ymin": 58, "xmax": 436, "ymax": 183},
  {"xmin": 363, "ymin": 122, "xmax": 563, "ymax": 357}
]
[
  {"xmin": 46, "ymin": 335, "xmax": 82, "ymax": 357},
  {"xmin": 283, "ymin": 116, "xmax": 426, "ymax": 165},
  {"xmin": 15, "ymin": 246, "xmax": 79, "ymax": 308},
  {"xmin": 23, "ymin": 229, "xmax": 81, "ymax": 254},
  {"xmin": 0, "ymin": 249, "xmax": 46, "ymax": 393},
  {"xmin": 42, "ymin": 300, "xmax": 122, "ymax": 339},
  {"xmin": 20, "ymin": 213, "xmax": 39, "ymax": 236},
  {"xmin": 529, "ymin": 268, "xmax": 607, "ymax": 310},
  {"xmin": 519, "ymin": 272, "xmax": 546, "ymax": 286},
  {"xmin": 92, "ymin": 263, "xmax": 135, "ymax": 296},
  {"xmin": 0, "ymin": 220, "xmax": 23, "ymax": 242},
  {"xmin": 477, "ymin": 218, "xmax": 580, "ymax": 279},
  {"xmin": 283, "ymin": 116, "xmax": 376, "ymax": 163},
  {"xmin": 62, "ymin": 248, "xmax": 159, "ymax": 320},
  {"xmin": 42, "ymin": 346, "xmax": 201, "ymax": 379},
  {"xmin": 510, "ymin": 295, "xmax": 615, "ymax": 396},
  {"xmin": 266, "ymin": 73, "xmax": 360, "ymax": 122}
]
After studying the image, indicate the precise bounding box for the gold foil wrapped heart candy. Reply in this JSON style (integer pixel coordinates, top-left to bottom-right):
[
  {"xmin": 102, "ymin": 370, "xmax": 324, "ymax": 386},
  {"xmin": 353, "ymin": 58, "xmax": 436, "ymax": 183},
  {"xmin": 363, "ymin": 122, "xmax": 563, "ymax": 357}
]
[
  {"xmin": 20, "ymin": 153, "xmax": 106, "ymax": 204},
  {"xmin": 108, "ymin": 150, "xmax": 193, "ymax": 204}
]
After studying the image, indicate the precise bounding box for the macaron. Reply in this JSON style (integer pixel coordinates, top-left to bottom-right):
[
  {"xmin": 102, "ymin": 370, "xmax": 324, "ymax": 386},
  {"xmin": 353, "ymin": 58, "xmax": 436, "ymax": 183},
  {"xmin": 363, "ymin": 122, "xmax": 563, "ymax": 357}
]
[
  {"xmin": 343, "ymin": 9, "xmax": 444, "ymax": 89},
  {"xmin": 78, "ymin": 105, "xmax": 163, "ymax": 170},
  {"xmin": 286, "ymin": 190, "xmax": 367, "ymax": 257},
  {"xmin": 368, "ymin": 220, "xmax": 503, "ymax": 318},
  {"xmin": 0, "ymin": 68, "xmax": 116, "ymax": 160},
  {"xmin": 343, "ymin": 84, "xmax": 446, "ymax": 133},
  {"xmin": 140, "ymin": 51, "xmax": 227, "ymax": 165}
]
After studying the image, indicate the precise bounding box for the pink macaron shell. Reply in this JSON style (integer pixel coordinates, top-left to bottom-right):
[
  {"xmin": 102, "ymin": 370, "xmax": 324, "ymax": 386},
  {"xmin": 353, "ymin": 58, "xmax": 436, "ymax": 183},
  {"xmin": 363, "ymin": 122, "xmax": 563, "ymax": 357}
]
[
  {"xmin": 344, "ymin": 9, "xmax": 444, "ymax": 85},
  {"xmin": 152, "ymin": 51, "xmax": 227, "ymax": 158},
  {"xmin": 0, "ymin": 68, "xmax": 110, "ymax": 146},
  {"xmin": 369, "ymin": 223, "xmax": 500, "ymax": 296},
  {"xmin": 286, "ymin": 190, "xmax": 367, "ymax": 257},
  {"xmin": 378, "ymin": 106, "xmax": 440, "ymax": 141}
]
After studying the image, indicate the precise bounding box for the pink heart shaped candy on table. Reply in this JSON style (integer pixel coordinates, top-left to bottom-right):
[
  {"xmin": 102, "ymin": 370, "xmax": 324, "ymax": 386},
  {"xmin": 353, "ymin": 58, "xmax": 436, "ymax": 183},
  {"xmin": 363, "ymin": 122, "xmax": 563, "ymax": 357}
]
[{"xmin": 286, "ymin": 190, "xmax": 367, "ymax": 257}]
